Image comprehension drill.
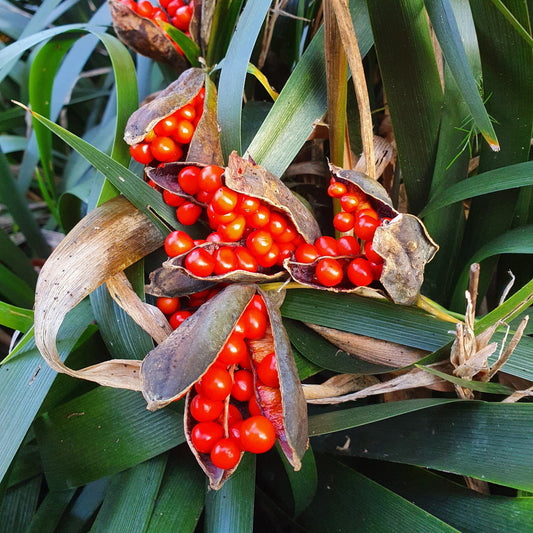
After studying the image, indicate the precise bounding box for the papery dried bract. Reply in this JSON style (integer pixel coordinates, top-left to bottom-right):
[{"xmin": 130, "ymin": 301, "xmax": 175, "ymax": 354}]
[
  {"xmin": 109, "ymin": 0, "xmax": 187, "ymax": 74},
  {"xmin": 373, "ymin": 214, "xmax": 438, "ymax": 305}
]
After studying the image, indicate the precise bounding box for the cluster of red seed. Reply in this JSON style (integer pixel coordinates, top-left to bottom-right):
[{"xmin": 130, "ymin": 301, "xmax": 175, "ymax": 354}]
[
  {"xmin": 161, "ymin": 294, "xmax": 279, "ymax": 470},
  {"xmin": 129, "ymin": 88, "xmax": 204, "ymax": 166},
  {"xmin": 118, "ymin": 0, "xmax": 194, "ymax": 50},
  {"xmin": 162, "ymin": 164, "xmax": 306, "ymax": 277},
  {"xmin": 156, "ymin": 286, "xmax": 221, "ymax": 329},
  {"xmin": 292, "ymin": 178, "xmax": 388, "ymax": 287}
]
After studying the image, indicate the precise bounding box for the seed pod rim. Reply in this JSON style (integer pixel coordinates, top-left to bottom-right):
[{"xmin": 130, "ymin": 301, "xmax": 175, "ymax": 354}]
[
  {"xmin": 252, "ymin": 288, "xmax": 309, "ymax": 470},
  {"xmin": 184, "ymin": 389, "xmax": 244, "ymax": 490},
  {"xmin": 140, "ymin": 284, "xmax": 256, "ymax": 410},
  {"xmin": 124, "ymin": 68, "xmax": 205, "ymax": 146},
  {"xmin": 109, "ymin": 0, "xmax": 188, "ymax": 77}
]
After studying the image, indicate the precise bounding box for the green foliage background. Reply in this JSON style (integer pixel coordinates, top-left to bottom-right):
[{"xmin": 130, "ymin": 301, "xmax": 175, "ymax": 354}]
[{"xmin": 0, "ymin": 0, "xmax": 532, "ymax": 531}]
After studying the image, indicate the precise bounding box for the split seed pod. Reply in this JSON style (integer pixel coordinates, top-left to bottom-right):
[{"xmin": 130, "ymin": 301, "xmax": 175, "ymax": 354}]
[
  {"xmin": 145, "ymin": 152, "xmax": 322, "ymax": 292},
  {"xmin": 140, "ymin": 284, "xmax": 308, "ymax": 488},
  {"xmin": 285, "ymin": 164, "xmax": 438, "ymax": 305},
  {"xmin": 124, "ymin": 68, "xmax": 223, "ymax": 167},
  {"xmin": 109, "ymin": 0, "xmax": 188, "ymax": 73}
]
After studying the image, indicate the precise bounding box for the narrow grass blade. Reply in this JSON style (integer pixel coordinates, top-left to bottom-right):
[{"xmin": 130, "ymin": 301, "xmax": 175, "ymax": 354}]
[
  {"xmin": 366, "ymin": 0, "xmax": 442, "ymax": 213},
  {"xmin": 0, "ymin": 476, "xmax": 42, "ymax": 533},
  {"xmin": 308, "ymin": 398, "xmax": 458, "ymax": 436},
  {"xmin": 300, "ymin": 457, "xmax": 459, "ymax": 532},
  {"xmin": 278, "ymin": 445, "xmax": 317, "ymax": 517},
  {"xmin": 420, "ymin": 161, "xmax": 533, "ymax": 217},
  {"xmin": 312, "ymin": 401, "xmax": 533, "ymax": 491},
  {"xmin": 205, "ymin": 0, "xmax": 244, "ymax": 66},
  {"xmin": 90, "ymin": 455, "xmax": 167, "ymax": 533},
  {"xmin": 146, "ymin": 448, "xmax": 205, "ymax": 533},
  {"xmin": 0, "ymin": 264, "xmax": 35, "ymax": 308},
  {"xmin": 0, "ymin": 301, "xmax": 33, "ymax": 332},
  {"xmin": 425, "ymin": 0, "xmax": 499, "ymax": 150},
  {"xmin": 0, "ymin": 300, "xmax": 94, "ymax": 483},
  {"xmin": 27, "ymin": 488, "xmax": 76, "ymax": 533},
  {"xmin": 247, "ymin": 0, "xmax": 373, "ymax": 177},
  {"xmin": 415, "ymin": 364, "xmax": 512, "ymax": 394},
  {"xmin": 217, "ymin": 0, "xmax": 271, "ymax": 159},
  {"xmin": 18, "ymin": 107, "xmax": 177, "ymax": 234},
  {"xmin": 0, "ymin": 147, "xmax": 50, "ymax": 257},
  {"xmin": 160, "ymin": 22, "xmax": 201, "ymax": 67},
  {"xmin": 366, "ymin": 463, "xmax": 533, "ymax": 533},
  {"xmin": 204, "ymin": 452, "xmax": 256, "ymax": 533},
  {"xmin": 34, "ymin": 388, "xmax": 184, "ymax": 490},
  {"xmin": 454, "ymin": 0, "xmax": 533, "ymax": 302}
]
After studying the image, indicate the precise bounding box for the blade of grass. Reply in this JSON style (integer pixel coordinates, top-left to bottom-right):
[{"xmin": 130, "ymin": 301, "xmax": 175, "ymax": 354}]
[
  {"xmin": 489, "ymin": 0, "xmax": 533, "ymax": 48},
  {"xmin": 27, "ymin": 488, "xmax": 76, "ymax": 533},
  {"xmin": 145, "ymin": 448, "xmax": 205, "ymax": 533},
  {"xmin": 366, "ymin": 0, "xmax": 443, "ymax": 213},
  {"xmin": 206, "ymin": 0, "xmax": 244, "ymax": 66},
  {"xmin": 160, "ymin": 22, "xmax": 201, "ymax": 67},
  {"xmin": 425, "ymin": 0, "xmax": 499, "ymax": 150},
  {"xmin": 204, "ymin": 452, "xmax": 256, "ymax": 533},
  {"xmin": 0, "ymin": 301, "xmax": 33, "ymax": 332},
  {"xmin": 365, "ymin": 463, "xmax": 533, "ymax": 533},
  {"xmin": 454, "ymin": 0, "xmax": 533, "ymax": 304},
  {"xmin": 451, "ymin": 225, "xmax": 533, "ymax": 309},
  {"xmin": 415, "ymin": 364, "xmax": 512, "ymax": 394},
  {"xmin": 34, "ymin": 388, "xmax": 185, "ymax": 490},
  {"xmin": 0, "ymin": 476, "xmax": 42, "ymax": 533},
  {"xmin": 217, "ymin": 0, "xmax": 271, "ymax": 159},
  {"xmin": 420, "ymin": 161, "xmax": 533, "ymax": 217},
  {"xmin": 17, "ymin": 106, "xmax": 177, "ymax": 235},
  {"xmin": 0, "ymin": 147, "xmax": 50, "ymax": 257},
  {"xmin": 312, "ymin": 401, "xmax": 533, "ymax": 491},
  {"xmin": 90, "ymin": 455, "xmax": 167, "ymax": 533},
  {"xmin": 0, "ymin": 263, "xmax": 38, "ymax": 309},
  {"xmin": 246, "ymin": 0, "xmax": 373, "ymax": 177},
  {"xmin": 300, "ymin": 457, "xmax": 459, "ymax": 532},
  {"xmin": 278, "ymin": 445, "xmax": 317, "ymax": 517},
  {"xmin": 0, "ymin": 301, "xmax": 94, "ymax": 484}
]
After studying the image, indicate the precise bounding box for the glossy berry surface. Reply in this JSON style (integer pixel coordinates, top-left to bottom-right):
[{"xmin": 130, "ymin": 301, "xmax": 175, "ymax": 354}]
[
  {"xmin": 191, "ymin": 422, "xmax": 224, "ymax": 454},
  {"xmin": 210, "ymin": 438, "xmax": 241, "ymax": 469},
  {"xmin": 240, "ymin": 416, "xmax": 276, "ymax": 454}
]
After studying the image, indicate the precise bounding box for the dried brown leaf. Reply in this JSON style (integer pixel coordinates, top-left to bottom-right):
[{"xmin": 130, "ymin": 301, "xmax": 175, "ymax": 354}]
[
  {"xmin": 34, "ymin": 196, "xmax": 165, "ymax": 390},
  {"xmin": 305, "ymin": 323, "xmax": 428, "ymax": 367}
]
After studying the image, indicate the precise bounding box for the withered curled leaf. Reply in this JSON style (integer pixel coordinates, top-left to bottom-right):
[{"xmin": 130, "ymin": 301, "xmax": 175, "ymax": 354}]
[
  {"xmin": 226, "ymin": 152, "xmax": 322, "ymax": 245},
  {"xmin": 109, "ymin": 0, "xmax": 187, "ymax": 74},
  {"xmin": 141, "ymin": 284, "xmax": 256, "ymax": 410},
  {"xmin": 34, "ymin": 196, "xmax": 165, "ymax": 390},
  {"xmin": 124, "ymin": 68, "xmax": 205, "ymax": 145},
  {"xmin": 255, "ymin": 288, "xmax": 308, "ymax": 470}
]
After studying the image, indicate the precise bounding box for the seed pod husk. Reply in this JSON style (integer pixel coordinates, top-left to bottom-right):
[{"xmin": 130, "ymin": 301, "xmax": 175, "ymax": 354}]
[
  {"xmin": 250, "ymin": 288, "xmax": 308, "ymax": 470},
  {"xmin": 124, "ymin": 68, "xmax": 205, "ymax": 146},
  {"xmin": 109, "ymin": 0, "xmax": 187, "ymax": 74},
  {"xmin": 184, "ymin": 389, "xmax": 243, "ymax": 490},
  {"xmin": 226, "ymin": 152, "xmax": 321, "ymax": 245},
  {"xmin": 285, "ymin": 165, "xmax": 438, "ymax": 305},
  {"xmin": 145, "ymin": 242, "xmax": 287, "ymax": 297},
  {"xmin": 141, "ymin": 284, "xmax": 256, "ymax": 410}
]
